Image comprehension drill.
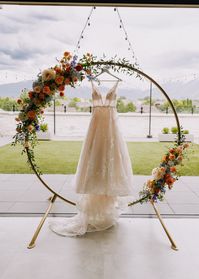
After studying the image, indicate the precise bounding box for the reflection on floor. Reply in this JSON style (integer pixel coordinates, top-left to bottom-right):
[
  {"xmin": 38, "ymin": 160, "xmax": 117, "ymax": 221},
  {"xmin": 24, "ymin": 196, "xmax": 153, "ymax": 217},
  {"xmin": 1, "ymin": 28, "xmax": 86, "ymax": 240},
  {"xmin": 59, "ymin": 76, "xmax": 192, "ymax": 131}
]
[
  {"xmin": 0, "ymin": 174, "xmax": 199, "ymax": 216},
  {"xmin": 0, "ymin": 217, "xmax": 199, "ymax": 279}
]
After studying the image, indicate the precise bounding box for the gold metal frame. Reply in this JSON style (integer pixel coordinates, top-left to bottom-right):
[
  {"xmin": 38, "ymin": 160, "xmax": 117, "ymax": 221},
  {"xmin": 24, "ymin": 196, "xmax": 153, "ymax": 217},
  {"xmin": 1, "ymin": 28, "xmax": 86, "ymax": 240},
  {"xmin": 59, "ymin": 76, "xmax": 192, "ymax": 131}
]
[{"xmin": 26, "ymin": 61, "xmax": 180, "ymax": 251}]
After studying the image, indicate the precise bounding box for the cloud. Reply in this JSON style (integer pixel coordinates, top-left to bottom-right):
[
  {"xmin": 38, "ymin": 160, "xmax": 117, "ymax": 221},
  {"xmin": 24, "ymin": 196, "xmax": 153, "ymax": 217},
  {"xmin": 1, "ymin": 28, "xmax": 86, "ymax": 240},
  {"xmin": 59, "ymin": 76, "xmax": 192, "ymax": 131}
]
[{"xmin": 0, "ymin": 5, "xmax": 199, "ymax": 84}]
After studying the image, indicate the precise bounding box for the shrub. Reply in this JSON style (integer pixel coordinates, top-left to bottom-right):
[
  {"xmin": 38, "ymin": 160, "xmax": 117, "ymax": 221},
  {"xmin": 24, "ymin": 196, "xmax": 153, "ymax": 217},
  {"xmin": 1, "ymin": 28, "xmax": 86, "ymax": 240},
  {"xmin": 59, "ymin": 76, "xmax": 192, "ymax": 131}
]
[
  {"xmin": 162, "ymin": 127, "xmax": 169, "ymax": 134},
  {"xmin": 171, "ymin": 127, "xmax": 178, "ymax": 134}
]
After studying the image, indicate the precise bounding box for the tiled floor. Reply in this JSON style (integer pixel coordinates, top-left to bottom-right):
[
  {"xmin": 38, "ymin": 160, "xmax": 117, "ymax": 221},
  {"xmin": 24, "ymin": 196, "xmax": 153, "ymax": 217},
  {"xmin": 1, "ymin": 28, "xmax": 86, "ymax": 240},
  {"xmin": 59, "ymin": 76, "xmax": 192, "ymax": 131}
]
[
  {"xmin": 0, "ymin": 174, "xmax": 199, "ymax": 216},
  {"xmin": 0, "ymin": 217, "xmax": 199, "ymax": 279}
]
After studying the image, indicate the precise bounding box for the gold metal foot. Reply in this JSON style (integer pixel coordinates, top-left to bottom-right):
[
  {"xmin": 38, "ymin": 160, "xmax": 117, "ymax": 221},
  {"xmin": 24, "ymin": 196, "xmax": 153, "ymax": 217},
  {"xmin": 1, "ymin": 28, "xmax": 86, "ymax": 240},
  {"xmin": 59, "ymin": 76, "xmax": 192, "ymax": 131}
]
[
  {"xmin": 27, "ymin": 243, "xmax": 36, "ymax": 249},
  {"xmin": 27, "ymin": 194, "xmax": 57, "ymax": 249},
  {"xmin": 150, "ymin": 200, "xmax": 178, "ymax": 251},
  {"xmin": 171, "ymin": 245, "xmax": 178, "ymax": 251}
]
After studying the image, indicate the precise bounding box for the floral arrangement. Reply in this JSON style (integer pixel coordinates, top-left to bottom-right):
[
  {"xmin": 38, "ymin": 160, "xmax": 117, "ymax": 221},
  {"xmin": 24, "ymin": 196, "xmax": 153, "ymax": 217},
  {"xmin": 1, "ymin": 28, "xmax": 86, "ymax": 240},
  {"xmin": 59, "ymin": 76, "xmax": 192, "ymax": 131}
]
[
  {"xmin": 13, "ymin": 51, "xmax": 87, "ymax": 145},
  {"xmin": 128, "ymin": 132, "xmax": 190, "ymax": 206}
]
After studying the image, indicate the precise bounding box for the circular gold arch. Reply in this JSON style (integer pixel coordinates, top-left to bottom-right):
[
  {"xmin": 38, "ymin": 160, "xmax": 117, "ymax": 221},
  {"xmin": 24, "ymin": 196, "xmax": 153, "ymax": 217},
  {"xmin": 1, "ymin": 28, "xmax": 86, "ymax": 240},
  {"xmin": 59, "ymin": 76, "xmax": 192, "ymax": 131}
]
[{"xmin": 25, "ymin": 61, "xmax": 181, "ymax": 206}]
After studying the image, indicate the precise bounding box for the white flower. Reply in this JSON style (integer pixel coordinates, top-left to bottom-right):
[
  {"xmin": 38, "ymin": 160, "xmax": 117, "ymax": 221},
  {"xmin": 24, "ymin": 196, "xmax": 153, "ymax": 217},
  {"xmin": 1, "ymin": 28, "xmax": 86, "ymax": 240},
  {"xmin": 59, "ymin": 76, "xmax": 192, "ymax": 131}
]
[
  {"xmin": 42, "ymin": 68, "xmax": 56, "ymax": 82},
  {"xmin": 152, "ymin": 167, "xmax": 165, "ymax": 180}
]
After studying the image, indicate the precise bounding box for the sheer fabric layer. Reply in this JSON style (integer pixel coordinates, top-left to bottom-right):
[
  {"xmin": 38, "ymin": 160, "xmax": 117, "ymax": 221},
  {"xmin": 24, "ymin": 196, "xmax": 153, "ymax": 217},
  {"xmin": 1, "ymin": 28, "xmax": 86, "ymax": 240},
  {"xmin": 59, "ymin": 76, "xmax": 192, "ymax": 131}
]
[
  {"xmin": 49, "ymin": 81, "xmax": 134, "ymax": 237},
  {"xmin": 49, "ymin": 194, "xmax": 119, "ymax": 237},
  {"xmin": 74, "ymin": 106, "xmax": 133, "ymax": 196}
]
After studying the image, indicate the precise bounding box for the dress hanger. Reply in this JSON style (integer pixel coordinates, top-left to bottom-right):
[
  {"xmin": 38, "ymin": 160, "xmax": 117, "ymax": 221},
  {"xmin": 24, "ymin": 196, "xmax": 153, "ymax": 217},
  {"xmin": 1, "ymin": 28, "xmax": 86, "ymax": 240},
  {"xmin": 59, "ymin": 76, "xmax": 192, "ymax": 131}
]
[{"xmin": 90, "ymin": 67, "xmax": 122, "ymax": 85}]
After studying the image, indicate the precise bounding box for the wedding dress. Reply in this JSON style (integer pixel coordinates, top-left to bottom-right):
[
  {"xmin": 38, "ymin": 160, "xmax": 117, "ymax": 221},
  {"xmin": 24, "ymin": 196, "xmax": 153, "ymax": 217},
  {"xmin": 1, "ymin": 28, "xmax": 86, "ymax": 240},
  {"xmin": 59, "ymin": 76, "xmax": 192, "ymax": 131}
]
[{"xmin": 49, "ymin": 80, "xmax": 134, "ymax": 236}]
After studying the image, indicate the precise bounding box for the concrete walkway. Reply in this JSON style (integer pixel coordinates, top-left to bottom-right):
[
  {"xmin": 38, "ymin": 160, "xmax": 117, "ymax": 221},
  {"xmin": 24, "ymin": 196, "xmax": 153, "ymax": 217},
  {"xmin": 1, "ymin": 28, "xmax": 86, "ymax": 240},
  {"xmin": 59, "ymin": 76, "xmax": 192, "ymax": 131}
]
[
  {"xmin": 1, "ymin": 217, "xmax": 199, "ymax": 279},
  {"xmin": 0, "ymin": 174, "xmax": 199, "ymax": 216}
]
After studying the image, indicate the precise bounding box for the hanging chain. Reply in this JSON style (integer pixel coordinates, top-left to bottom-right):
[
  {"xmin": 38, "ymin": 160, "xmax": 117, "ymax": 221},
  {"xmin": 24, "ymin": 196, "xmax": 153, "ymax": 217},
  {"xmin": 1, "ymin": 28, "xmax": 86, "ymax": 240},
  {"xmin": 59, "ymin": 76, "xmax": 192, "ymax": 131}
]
[
  {"xmin": 74, "ymin": 6, "xmax": 96, "ymax": 55},
  {"xmin": 114, "ymin": 7, "xmax": 140, "ymax": 69},
  {"xmin": 74, "ymin": 6, "xmax": 140, "ymax": 70}
]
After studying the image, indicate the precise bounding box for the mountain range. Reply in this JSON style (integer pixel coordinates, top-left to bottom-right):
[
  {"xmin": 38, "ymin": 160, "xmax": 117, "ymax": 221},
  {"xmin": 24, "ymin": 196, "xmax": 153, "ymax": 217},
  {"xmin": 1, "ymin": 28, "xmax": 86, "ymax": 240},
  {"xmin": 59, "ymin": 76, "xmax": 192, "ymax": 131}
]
[{"xmin": 0, "ymin": 78, "xmax": 198, "ymax": 100}]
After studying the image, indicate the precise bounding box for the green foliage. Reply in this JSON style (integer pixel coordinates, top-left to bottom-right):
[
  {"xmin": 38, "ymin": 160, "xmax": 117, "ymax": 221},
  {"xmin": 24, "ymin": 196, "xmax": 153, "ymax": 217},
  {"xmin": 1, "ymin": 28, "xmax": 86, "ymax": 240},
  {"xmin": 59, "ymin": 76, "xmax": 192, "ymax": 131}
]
[
  {"xmin": 171, "ymin": 126, "xmax": 178, "ymax": 134},
  {"xmin": 183, "ymin": 129, "xmax": 189, "ymax": 134},
  {"xmin": 40, "ymin": 123, "xmax": 48, "ymax": 132},
  {"xmin": 68, "ymin": 100, "xmax": 77, "ymax": 108},
  {"xmin": 0, "ymin": 97, "xmax": 19, "ymax": 111},
  {"xmin": 68, "ymin": 97, "xmax": 81, "ymax": 108},
  {"xmin": 116, "ymin": 97, "xmax": 136, "ymax": 113},
  {"xmin": 72, "ymin": 97, "xmax": 81, "ymax": 102},
  {"xmin": 162, "ymin": 127, "xmax": 170, "ymax": 134},
  {"xmin": 142, "ymin": 96, "xmax": 156, "ymax": 106},
  {"xmin": 159, "ymin": 98, "xmax": 195, "ymax": 113}
]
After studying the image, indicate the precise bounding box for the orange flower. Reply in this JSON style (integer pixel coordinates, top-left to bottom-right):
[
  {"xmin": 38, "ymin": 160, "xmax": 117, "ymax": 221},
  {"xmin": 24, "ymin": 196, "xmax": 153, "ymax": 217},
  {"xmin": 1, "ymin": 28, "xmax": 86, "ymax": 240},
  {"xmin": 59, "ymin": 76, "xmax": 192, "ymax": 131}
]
[
  {"xmin": 65, "ymin": 78, "xmax": 71, "ymax": 85},
  {"xmin": 63, "ymin": 51, "xmax": 72, "ymax": 60},
  {"xmin": 54, "ymin": 66, "xmax": 62, "ymax": 74},
  {"xmin": 169, "ymin": 153, "xmax": 175, "ymax": 160},
  {"xmin": 27, "ymin": 125, "xmax": 34, "ymax": 132},
  {"xmin": 73, "ymin": 77, "xmax": 78, "ymax": 83},
  {"xmin": 58, "ymin": 85, "xmax": 65, "ymax": 92},
  {"xmin": 166, "ymin": 176, "xmax": 176, "ymax": 188},
  {"xmin": 162, "ymin": 155, "xmax": 168, "ymax": 162},
  {"xmin": 27, "ymin": 110, "xmax": 36, "ymax": 120},
  {"xmin": 169, "ymin": 148, "xmax": 175, "ymax": 154},
  {"xmin": 170, "ymin": 166, "xmax": 176, "ymax": 173},
  {"xmin": 165, "ymin": 173, "xmax": 175, "ymax": 185},
  {"xmin": 28, "ymin": 91, "xmax": 34, "ymax": 99},
  {"xmin": 43, "ymin": 86, "xmax": 51, "ymax": 95},
  {"xmin": 55, "ymin": 76, "xmax": 64, "ymax": 85},
  {"xmin": 17, "ymin": 99, "xmax": 22, "ymax": 104},
  {"xmin": 146, "ymin": 179, "xmax": 155, "ymax": 189},
  {"xmin": 64, "ymin": 51, "xmax": 70, "ymax": 57},
  {"xmin": 59, "ymin": 92, "xmax": 64, "ymax": 97}
]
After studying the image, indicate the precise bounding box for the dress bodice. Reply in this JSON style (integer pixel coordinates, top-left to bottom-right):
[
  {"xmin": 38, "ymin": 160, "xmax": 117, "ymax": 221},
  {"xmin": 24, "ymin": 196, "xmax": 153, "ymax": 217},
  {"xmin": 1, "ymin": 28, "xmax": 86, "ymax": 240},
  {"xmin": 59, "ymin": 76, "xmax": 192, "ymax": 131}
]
[{"xmin": 91, "ymin": 80, "xmax": 119, "ymax": 108}]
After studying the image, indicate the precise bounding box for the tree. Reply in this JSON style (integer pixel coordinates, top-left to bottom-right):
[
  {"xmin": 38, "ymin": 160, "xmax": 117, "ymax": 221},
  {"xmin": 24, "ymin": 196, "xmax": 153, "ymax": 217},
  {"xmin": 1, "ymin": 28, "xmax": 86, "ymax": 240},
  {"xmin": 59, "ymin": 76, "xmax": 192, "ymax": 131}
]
[
  {"xmin": 117, "ymin": 98, "xmax": 136, "ymax": 113},
  {"xmin": 142, "ymin": 96, "xmax": 156, "ymax": 106},
  {"xmin": 0, "ymin": 97, "xmax": 19, "ymax": 111},
  {"xmin": 158, "ymin": 98, "xmax": 195, "ymax": 113},
  {"xmin": 126, "ymin": 102, "xmax": 136, "ymax": 112},
  {"xmin": 116, "ymin": 98, "xmax": 126, "ymax": 112}
]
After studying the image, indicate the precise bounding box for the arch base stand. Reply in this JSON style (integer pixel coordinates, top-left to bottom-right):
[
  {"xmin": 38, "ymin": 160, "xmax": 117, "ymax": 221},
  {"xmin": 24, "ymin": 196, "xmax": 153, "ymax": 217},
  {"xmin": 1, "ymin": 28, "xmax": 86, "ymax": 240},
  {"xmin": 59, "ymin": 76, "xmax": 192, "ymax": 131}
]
[
  {"xmin": 27, "ymin": 196, "xmax": 178, "ymax": 251},
  {"xmin": 150, "ymin": 200, "xmax": 178, "ymax": 251},
  {"xmin": 27, "ymin": 194, "xmax": 57, "ymax": 249}
]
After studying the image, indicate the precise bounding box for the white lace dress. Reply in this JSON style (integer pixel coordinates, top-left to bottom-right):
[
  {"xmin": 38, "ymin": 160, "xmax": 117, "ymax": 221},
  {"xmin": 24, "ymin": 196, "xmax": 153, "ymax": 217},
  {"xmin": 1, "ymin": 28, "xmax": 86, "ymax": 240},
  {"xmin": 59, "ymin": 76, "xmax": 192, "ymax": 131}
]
[{"xmin": 49, "ymin": 80, "xmax": 134, "ymax": 236}]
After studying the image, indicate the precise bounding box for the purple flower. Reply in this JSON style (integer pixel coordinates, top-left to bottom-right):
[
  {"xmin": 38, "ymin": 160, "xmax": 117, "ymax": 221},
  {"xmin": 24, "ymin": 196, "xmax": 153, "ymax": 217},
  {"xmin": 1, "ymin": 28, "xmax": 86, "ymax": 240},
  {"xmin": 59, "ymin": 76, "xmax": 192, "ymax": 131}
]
[{"xmin": 35, "ymin": 125, "xmax": 40, "ymax": 131}]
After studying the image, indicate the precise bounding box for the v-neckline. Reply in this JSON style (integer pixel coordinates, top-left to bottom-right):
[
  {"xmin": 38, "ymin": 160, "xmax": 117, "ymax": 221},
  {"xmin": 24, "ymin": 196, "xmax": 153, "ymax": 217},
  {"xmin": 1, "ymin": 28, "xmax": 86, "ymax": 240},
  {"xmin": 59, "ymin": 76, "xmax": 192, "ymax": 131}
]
[{"xmin": 91, "ymin": 80, "xmax": 119, "ymax": 105}]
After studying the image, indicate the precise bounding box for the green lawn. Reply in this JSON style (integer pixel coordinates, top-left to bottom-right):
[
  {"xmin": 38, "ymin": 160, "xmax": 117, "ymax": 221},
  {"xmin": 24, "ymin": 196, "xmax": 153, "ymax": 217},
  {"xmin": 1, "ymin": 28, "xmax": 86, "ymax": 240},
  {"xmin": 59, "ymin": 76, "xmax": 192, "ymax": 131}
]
[{"xmin": 0, "ymin": 141, "xmax": 198, "ymax": 175}]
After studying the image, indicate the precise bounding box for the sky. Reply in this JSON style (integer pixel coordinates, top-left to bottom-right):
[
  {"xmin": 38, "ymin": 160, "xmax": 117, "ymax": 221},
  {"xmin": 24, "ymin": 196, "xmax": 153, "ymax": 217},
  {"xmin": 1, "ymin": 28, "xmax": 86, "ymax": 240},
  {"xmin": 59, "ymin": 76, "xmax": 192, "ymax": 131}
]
[{"xmin": 0, "ymin": 4, "xmax": 199, "ymax": 89}]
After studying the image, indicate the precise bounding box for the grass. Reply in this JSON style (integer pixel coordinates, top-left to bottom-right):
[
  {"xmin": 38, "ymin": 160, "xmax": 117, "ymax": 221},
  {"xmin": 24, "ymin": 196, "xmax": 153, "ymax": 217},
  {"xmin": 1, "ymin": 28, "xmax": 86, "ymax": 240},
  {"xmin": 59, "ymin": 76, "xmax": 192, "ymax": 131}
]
[{"xmin": 0, "ymin": 141, "xmax": 198, "ymax": 175}]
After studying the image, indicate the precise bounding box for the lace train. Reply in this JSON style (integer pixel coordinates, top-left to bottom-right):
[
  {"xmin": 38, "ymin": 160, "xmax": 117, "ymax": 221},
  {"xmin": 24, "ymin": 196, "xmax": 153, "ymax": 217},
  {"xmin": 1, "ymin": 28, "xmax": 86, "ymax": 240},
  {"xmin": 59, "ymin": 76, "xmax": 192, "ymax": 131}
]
[{"xmin": 49, "ymin": 193, "xmax": 134, "ymax": 237}]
